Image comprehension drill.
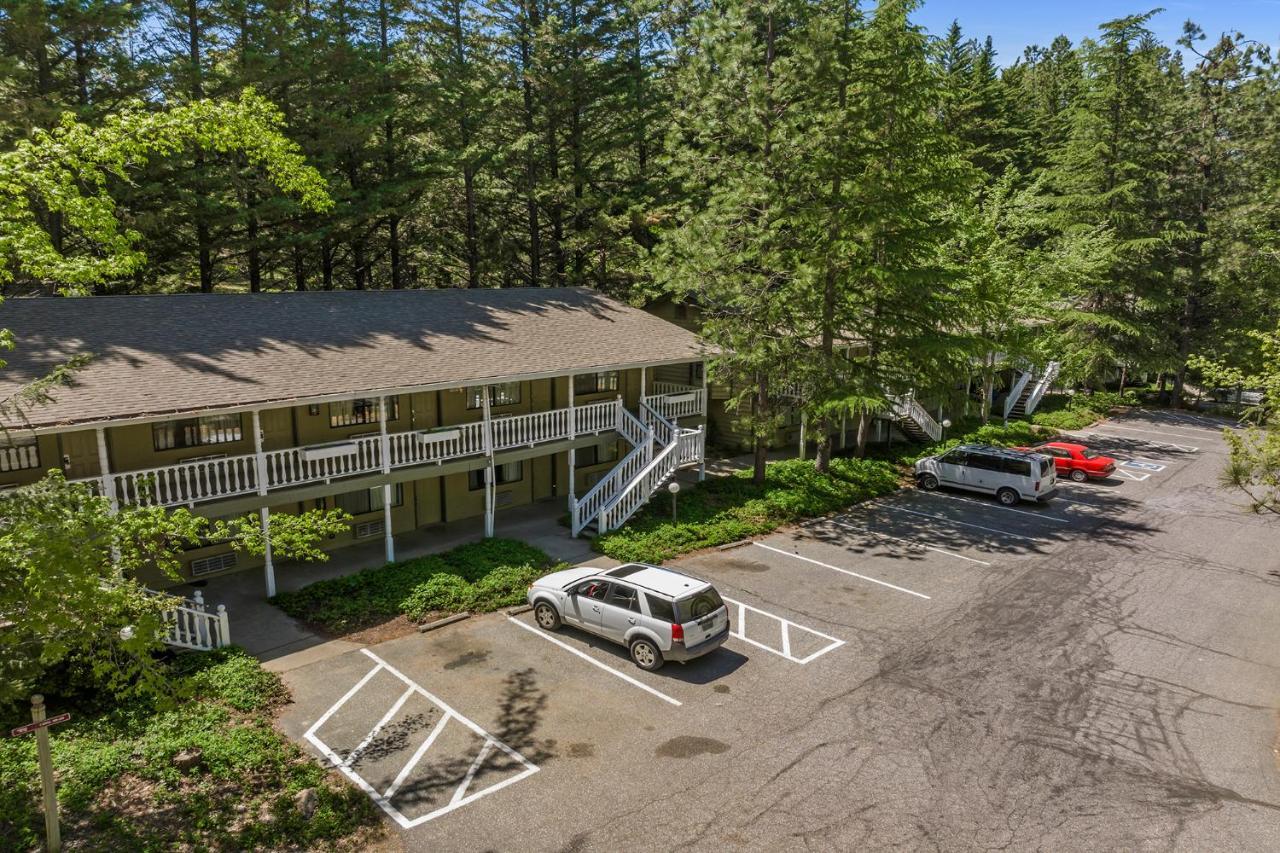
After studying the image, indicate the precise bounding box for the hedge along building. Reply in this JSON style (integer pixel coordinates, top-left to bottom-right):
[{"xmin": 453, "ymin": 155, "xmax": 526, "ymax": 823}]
[{"xmin": 0, "ymin": 288, "xmax": 709, "ymax": 596}]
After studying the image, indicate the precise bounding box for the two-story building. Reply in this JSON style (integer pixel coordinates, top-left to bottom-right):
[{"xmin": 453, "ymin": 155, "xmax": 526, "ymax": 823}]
[{"xmin": 0, "ymin": 287, "xmax": 709, "ymax": 596}]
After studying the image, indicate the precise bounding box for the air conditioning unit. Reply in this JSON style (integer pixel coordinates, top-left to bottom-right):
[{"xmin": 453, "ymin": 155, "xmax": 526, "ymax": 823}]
[
  {"xmin": 301, "ymin": 441, "xmax": 358, "ymax": 462},
  {"xmin": 354, "ymin": 520, "xmax": 385, "ymax": 539},
  {"xmin": 191, "ymin": 552, "xmax": 238, "ymax": 577}
]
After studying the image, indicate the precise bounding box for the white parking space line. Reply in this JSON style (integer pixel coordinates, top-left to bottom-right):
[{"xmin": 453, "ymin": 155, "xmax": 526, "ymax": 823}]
[
  {"xmin": 916, "ymin": 490, "xmax": 1072, "ymax": 524},
  {"xmin": 827, "ymin": 518, "xmax": 993, "ymax": 566},
  {"xmin": 1052, "ymin": 493, "xmax": 1107, "ymax": 508},
  {"xmin": 343, "ymin": 686, "xmax": 414, "ymax": 768},
  {"xmin": 754, "ymin": 541, "xmax": 931, "ymax": 600},
  {"xmin": 1111, "ymin": 468, "xmax": 1151, "ymax": 482},
  {"xmin": 506, "ymin": 616, "xmax": 683, "ymax": 707},
  {"xmin": 885, "ymin": 505, "xmax": 1042, "ymax": 542},
  {"xmin": 304, "ymin": 649, "xmax": 540, "ymax": 830},
  {"xmin": 1077, "ymin": 429, "xmax": 1198, "ymax": 452},
  {"xmin": 721, "ymin": 595, "xmax": 845, "ymax": 664}
]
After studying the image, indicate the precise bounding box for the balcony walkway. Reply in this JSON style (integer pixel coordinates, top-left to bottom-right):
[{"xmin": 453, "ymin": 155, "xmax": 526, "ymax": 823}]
[{"xmin": 194, "ymin": 501, "xmax": 617, "ymax": 671}]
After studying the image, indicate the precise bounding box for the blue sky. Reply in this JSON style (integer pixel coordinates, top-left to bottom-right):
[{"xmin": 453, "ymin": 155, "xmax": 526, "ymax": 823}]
[{"xmin": 911, "ymin": 1, "xmax": 1280, "ymax": 63}]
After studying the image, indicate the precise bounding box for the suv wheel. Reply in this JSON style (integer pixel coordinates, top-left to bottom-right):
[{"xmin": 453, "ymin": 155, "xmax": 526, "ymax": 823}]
[
  {"xmin": 533, "ymin": 601, "xmax": 561, "ymax": 631},
  {"xmin": 1070, "ymin": 468, "xmax": 1088, "ymax": 483},
  {"xmin": 629, "ymin": 638, "xmax": 664, "ymax": 671},
  {"xmin": 917, "ymin": 473, "xmax": 939, "ymax": 491},
  {"xmin": 996, "ymin": 487, "xmax": 1019, "ymax": 506}
]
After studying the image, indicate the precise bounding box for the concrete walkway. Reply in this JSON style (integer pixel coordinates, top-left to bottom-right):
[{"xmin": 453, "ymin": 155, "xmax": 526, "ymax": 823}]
[{"xmin": 192, "ymin": 500, "xmax": 608, "ymax": 672}]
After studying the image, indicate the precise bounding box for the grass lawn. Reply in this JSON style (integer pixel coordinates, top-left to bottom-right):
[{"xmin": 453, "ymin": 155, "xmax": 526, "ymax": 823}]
[
  {"xmin": 0, "ymin": 648, "xmax": 380, "ymax": 851},
  {"xmin": 594, "ymin": 456, "xmax": 900, "ymax": 563},
  {"xmin": 272, "ymin": 538, "xmax": 563, "ymax": 634}
]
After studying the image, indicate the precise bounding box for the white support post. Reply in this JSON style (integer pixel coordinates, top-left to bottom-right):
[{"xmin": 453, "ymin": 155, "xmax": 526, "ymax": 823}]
[
  {"xmin": 95, "ymin": 427, "xmax": 117, "ymax": 510},
  {"xmin": 567, "ymin": 375, "xmax": 576, "ymax": 506},
  {"xmin": 701, "ymin": 362, "xmax": 709, "ymax": 417},
  {"xmin": 379, "ymin": 397, "xmax": 395, "ymax": 563},
  {"xmin": 216, "ymin": 605, "xmax": 230, "ymax": 647},
  {"xmin": 260, "ymin": 506, "xmax": 275, "ymax": 598},
  {"xmin": 481, "ymin": 388, "xmax": 495, "ymax": 538},
  {"xmin": 252, "ymin": 410, "xmax": 275, "ymax": 598},
  {"xmin": 799, "ymin": 412, "xmax": 807, "ymax": 461},
  {"xmin": 698, "ymin": 426, "xmax": 706, "ymax": 482},
  {"xmin": 640, "ymin": 366, "xmax": 647, "ymax": 403}
]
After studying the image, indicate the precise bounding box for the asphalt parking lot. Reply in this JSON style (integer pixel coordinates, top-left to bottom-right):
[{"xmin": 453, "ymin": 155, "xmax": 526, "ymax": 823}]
[{"xmin": 276, "ymin": 410, "xmax": 1280, "ymax": 851}]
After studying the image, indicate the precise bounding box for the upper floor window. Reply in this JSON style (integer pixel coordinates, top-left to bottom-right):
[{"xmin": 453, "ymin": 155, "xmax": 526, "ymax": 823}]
[
  {"xmin": 330, "ymin": 397, "xmax": 398, "ymax": 428},
  {"xmin": 467, "ymin": 382, "xmax": 521, "ymax": 410},
  {"xmin": 0, "ymin": 433, "xmax": 40, "ymax": 472},
  {"xmin": 574, "ymin": 371, "xmax": 619, "ymax": 396},
  {"xmin": 153, "ymin": 414, "xmax": 243, "ymax": 452}
]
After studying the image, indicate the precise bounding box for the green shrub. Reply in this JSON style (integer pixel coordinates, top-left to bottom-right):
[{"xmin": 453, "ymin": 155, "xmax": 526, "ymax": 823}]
[
  {"xmin": 273, "ymin": 538, "xmax": 555, "ymax": 632},
  {"xmin": 0, "ymin": 649, "xmax": 378, "ymax": 851},
  {"xmin": 595, "ymin": 456, "xmax": 899, "ymax": 563}
]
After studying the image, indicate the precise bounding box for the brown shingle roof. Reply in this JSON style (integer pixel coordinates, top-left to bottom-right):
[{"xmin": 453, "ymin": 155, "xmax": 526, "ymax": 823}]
[{"xmin": 0, "ymin": 288, "xmax": 706, "ymax": 431}]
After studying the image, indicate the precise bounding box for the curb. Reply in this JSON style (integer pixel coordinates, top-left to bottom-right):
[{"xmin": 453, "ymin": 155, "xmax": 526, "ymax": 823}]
[
  {"xmin": 506, "ymin": 605, "xmax": 533, "ymax": 617},
  {"xmin": 417, "ymin": 612, "xmax": 471, "ymax": 633}
]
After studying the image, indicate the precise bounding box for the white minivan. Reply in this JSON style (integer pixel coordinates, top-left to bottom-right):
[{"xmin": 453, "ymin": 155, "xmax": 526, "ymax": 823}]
[{"xmin": 914, "ymin": 444, "xmax": 1058, "ymax": 505}]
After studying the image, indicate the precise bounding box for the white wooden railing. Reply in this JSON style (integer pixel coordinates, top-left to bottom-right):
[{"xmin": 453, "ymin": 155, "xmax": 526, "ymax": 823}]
[
  {"xmin": 1003, "ymin": 369, "xmax": 1033, "ymax": 420},
  {"xmin": 677, "ymin": 427, "xmax": 705, "ymax": 467},
  {"xmin": 889, "ymin": 393, "xmax": 943, "ymax": 442},
  {"xmin": 1023, "ymin": 361, "xmax": 1061, "ymax": 416},
  {"xmin": 598, "ymin": 436, "xmax": 682, "ymax": 533},
  {"xmin": 643, "ymin": 383, "xmax": 706, "ymax": 420},
  {"xmin": 157, "ymin": 589, "xmax": 230, "ymax": 651},
  {"xmin": 572, "ymin": 436, "xmax": 652, "ymax": 536}
]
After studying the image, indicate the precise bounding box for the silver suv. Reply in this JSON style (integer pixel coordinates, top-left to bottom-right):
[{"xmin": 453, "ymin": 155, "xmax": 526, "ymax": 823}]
[{"xmin": 526, "ymin": 563, "xmax": 730, "ymax": 671}]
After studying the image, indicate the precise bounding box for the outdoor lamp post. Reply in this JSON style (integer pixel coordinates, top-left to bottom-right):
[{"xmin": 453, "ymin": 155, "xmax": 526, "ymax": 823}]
[
  {"xmin": 941, "ymin": 418, "xmax": 952, "ymax": 442},
  {"xmin": 668, "ymin": 481, "xmax": 680, "ymax": 522}
]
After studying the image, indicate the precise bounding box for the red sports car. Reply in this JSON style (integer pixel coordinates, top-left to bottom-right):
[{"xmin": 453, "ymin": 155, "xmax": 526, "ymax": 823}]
[{"xmin": 1015, "ymin": 441, "xmax": 1116, "ymax": 482}]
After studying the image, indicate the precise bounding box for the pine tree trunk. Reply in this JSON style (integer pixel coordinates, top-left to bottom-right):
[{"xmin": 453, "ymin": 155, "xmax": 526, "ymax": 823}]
[
  {"xmin": 294, "ymin": 244, "xmax": 307, "ymax": 291},
  {"xmin": 520, "ymin": 0, "xmax": 541, "ymax": 286},
  {"xmin": 855, "ymin": 412, "xmax": 870, "ymax": 458},
  {"xmin": 389, "ymin": 215, "xmax": 402, "ymax": 289},
  {"xmin": 752, "ymin": 372, "xmax": 769, "ymax": 485}
]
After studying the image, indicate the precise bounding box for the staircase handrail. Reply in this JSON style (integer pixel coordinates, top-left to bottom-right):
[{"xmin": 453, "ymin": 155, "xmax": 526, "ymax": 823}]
[
  {"xmin": 640, "ymin": 400, "xmax": 677, "ymax": 446},
  {"xmin": 598, "ymin": 437, "xmax": 681, "ymax": 533},
  {"xmin": 1023, "ymin": 361, "xmax": 1061, "ymax": 416},
  {"xmin": 889, "ymin": 392, "xmax": 943, "ymax": 442},
  {"xmin": 1003, "ymin": 369, "xmax": 1033, "ymax": 420},
  {"xmin": 617, "ymin": 403, "xmax": 649, "ymax": 446},
  {"xmin": 571, "ymin": 430, "xmax": 653, "ymax": 536}
]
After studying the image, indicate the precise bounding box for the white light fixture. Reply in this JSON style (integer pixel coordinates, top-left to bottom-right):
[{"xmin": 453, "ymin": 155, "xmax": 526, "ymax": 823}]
[{"xmin": 119, "ymin": 625, "xmax": 135, "ymax": 641}]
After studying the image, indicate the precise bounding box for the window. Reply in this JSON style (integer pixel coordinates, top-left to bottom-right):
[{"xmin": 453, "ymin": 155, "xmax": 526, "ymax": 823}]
[
  {"xmin": 153, "ymin": 413, "xmax": 243, "ymax": 452},
  {"xmin": 673, "ymin": 589, "xmax": 724, "ymax": 622},
  {"xmin": 577, "ymin": 443, "xmax": 618, "ymax": 468},
  {"xmin": 467, "ymin": 383, "xmax": 521, "ymax": 409},
  {"xmin": 330, "ymin": 397, "xmax": 398, "ymax": 428},
  {"xmin": 1000, "ymin": 457, "xmax": 1031, "ymax": 476},
  {"xmin": 330, "ymin": 483, "xmax": 404, "ymax": 515},
  {"xmin": 940, "ymin": 449, "xmax": 970, "ymax": 466},
  {"xmin": 468, "ymin": 461, "xmax": 523, "ymax": 490},
  {"xmin": 574, "ymin": 371, "xmax": 619, "ymax": 396},
  {"xmin": 575, "ymin": 580, "xmax": 609, "ymax": 600},
  {"xmin": 644, "ymin": 593, "xmax": 676, "ymax": 623},
  {"xmin": 965, "ymin": 452, "xmax": 1003, "ymax": 472},
  {"xmin": 606, "ymin": 583, "xmax": 642, "ymax": 613},
  {"xmin": 0, "ymin": 433, "xmax": 40, "ymax": 472}
]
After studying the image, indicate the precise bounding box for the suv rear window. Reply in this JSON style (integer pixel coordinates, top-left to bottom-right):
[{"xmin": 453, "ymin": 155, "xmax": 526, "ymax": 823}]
[
  {"xmin": 1039, "ymin": 458, "xmax": 1054, "ymax": 476},
  {"xmin": 674, "ymin": 589, "xmax": 724, "ymax": 622},
  {"xmin": 644, "ymin": 593, "xmax": 675, "ymax": 623}
]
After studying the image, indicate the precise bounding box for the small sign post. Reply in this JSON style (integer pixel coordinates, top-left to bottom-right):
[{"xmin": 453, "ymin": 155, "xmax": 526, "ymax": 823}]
[{"xmin": 10, "ymin": 695, "xmax": 68, "ymax": 852}]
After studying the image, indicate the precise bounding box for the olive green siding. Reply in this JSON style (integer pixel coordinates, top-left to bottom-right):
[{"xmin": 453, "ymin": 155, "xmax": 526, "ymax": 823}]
[{"xmin": 0, "ymin": 365, "xmax": 705, "ymax": 585}]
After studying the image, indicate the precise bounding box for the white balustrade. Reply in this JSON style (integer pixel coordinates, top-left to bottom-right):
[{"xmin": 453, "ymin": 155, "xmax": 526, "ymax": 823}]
[
  {"xmin": 155, "ymin": 589, "xmax": 231, "ymax": 651},
  {"xmin": 644, "ymin": 385, "xmax": 706, "ymax": 419},
  {"xmin": 113, "ymin": 453, "xmax": 260, "ymax": 507}
]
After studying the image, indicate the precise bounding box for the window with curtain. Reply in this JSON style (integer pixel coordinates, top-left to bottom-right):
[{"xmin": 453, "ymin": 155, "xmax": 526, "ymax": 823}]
[
  {"xmin": 330, "ymin": 397, "xmax": 398, "ymax": 428},
  {"xmin": 152, "ymin": 413, "xmax": 243, "ymax": 452},
  {"xmin": 574, "ymin": 371, "xmax": 620, "ymax": 396},
  {"xmin": 467, "ymin": 383, "xmax": 521, "ymax": 409}
]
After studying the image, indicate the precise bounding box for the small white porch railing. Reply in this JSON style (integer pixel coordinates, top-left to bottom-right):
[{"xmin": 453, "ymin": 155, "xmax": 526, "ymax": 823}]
[
  {"xmin": 598, "ymin": 433, "xmax": 682, "ymax": 533},
  {"xmin": 1003, "ymin": 369, "xmax": 1034, "ymax": 420},
  {"xmin": 643, "ymin": 383, "xmax": 706, "ymax": 420},
  {"xmin": 1023, "ymin": 361, "xmax": 1061, "ymax": 416},
  {"xmin": 157, "ymin": 589, "xmax": 231, "ymax": 651},
  {"xmin": 888, "ymin": 393, "xmax": 943, "ymax": 442}
]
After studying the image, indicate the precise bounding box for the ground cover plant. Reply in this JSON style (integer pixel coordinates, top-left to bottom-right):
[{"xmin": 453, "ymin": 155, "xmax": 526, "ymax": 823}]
[
  {"xmin": 272, "ymin": 538, "xmax": 561, "ymax": 634},
  {"xmin": 0, "ymin": 648, "xmax": 378, "ymax": 851},
  {"xmin": 594, "ymin": 457, "xmax": 899, "ymax": 564},
  {"xmin": 1029, "ymin": 391, "xmax": 1139, "ymax": 430}
]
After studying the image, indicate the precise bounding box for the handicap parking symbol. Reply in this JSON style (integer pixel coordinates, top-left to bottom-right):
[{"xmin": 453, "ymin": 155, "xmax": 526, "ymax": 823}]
[{"xmin": 1122, "ymin": 459, "xmax": 1166, "ymax": 472}]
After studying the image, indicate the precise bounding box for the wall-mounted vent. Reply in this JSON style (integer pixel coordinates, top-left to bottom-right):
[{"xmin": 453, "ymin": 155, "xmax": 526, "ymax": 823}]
[
  {"xmin": 354, "ymin": 520, "xmax": 385, "ymax": 539},
  {"xmin": 495, "ymin": 491, "xmax": 515, "ymax": 507},
  {"xmin": 191, "ymin": 552, "xmax": 238, "ymax": 577}
]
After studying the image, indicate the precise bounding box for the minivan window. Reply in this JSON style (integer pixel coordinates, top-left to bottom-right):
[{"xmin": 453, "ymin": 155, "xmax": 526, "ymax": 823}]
[
  {"xmin": 644, "ymin": 593, "xmax": 676, "ymax": 623},
  {"xmin": 940, "ymin": 450, "xmax": 970, "ymax": 465},
  {"xmin": 674, "ymin": 589, "xmax": 724, "ymax": 622},
  {"xmin": 966, "ymin": 452, "xmax": 1002, "ymax": 471},
  {"xmin": 1001, "ymin": 457, "xmax": 1031, "ymax": 476},
  {"xmin": 1039, "ymin": 458, "xmax": 1054, "ymax": 476}
]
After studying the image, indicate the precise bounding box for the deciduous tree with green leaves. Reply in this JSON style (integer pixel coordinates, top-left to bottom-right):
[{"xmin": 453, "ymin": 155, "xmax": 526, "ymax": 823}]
[{"xmin": 0, "ymin": 472, "xmax": 349, "ymax": 710}]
